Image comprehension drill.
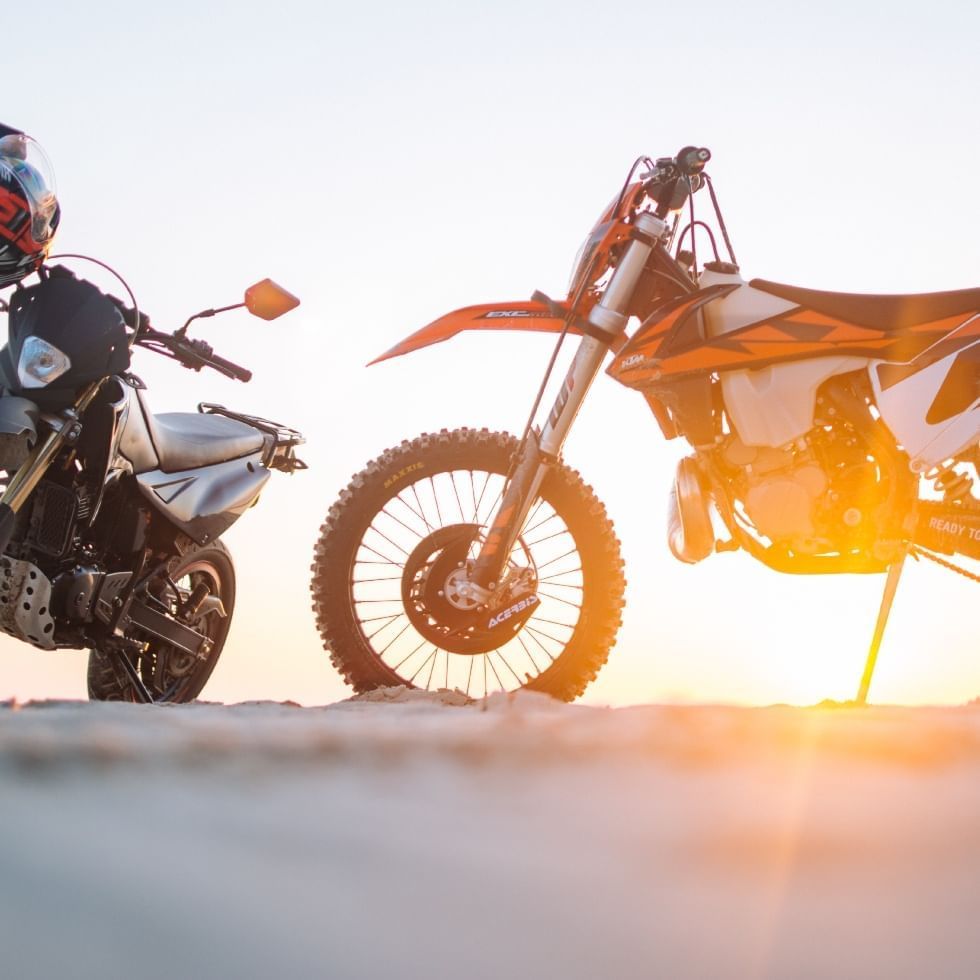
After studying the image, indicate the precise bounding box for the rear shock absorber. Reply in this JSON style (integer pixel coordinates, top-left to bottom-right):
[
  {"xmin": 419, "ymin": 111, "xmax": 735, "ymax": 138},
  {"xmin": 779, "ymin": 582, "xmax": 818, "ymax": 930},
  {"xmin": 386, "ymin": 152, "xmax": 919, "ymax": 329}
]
[{"xmin": 933, "ymin": 463, "xmax": 975, "ymax": 503}]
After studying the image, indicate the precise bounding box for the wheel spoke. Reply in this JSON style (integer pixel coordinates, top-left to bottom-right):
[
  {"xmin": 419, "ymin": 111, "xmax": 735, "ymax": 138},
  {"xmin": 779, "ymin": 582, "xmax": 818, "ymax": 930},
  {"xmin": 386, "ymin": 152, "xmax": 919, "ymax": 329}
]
[
  {"xmin": 394, "ymin": 638, "xmax": 429, "ymax": 672},
  {"xmin": 524, "ymin": 627, "xmax": 558, "ymax": 663},
  {"xmin": 522, "ymin": 511, "xmax": 559, "ymax": 538},
  {"xmin": 486, "ymin": 652, "xmax": 505, "ymax": 692},
  {"xmin": 366, "ymin": 614, "xmax": 405, "ymax": 642},
  {"xmin": 472, "ymin": 471, "xmax": 493, "ymax": 523},
  {"xmin": 468, "ymin": 471, "xmax": 478, "ymax": 524},
  {"xmin": 410, "ymin": 484, "xmax": 435, "ymax": 532},
  {"xmin": 530, "ymin": 616, "xmax": 577, "ymax": 630},
  {"xmin": 539, "ymin": 566, "xmax": 583, "ymax": 580},
  {"xmin": 536, "ymin": 589, "xmax": 583, "ymax": 610},
  {"xmin": 495, "ymin": 648, "xmax": 524, "ymax": 686},
  {"xmin": 367, "ymin": 524, "xmax": 411, "ymax": 559},
  {"xmin": 358, "ymin": 612, "xmax": 403, "ymax": 626},
  {"xmin": 381, "ymin": 506, "xmax": 426, "ymax": 540},
  {"xmin": 450, "ymin": 471, "xmax": 467, "ymax": 524},
  {"xmin": 525, "ymin": 624, "xmax": 568, "ymax": 646},
  {"xmin": 517, "ymin": 633, "xmax": 541, "ymax": 674},
  {"xmin": 429, "ymin": 477, "xmax": 443, "ymax": 527},
  {"xmin": 359, "ymin": 542, "xmax": 405, "ymax": 568},
  {"xmin": 523, "ymin": 528, "xmax": 573, "ymax": 548},
  {"xmin": 520, "ymin": 498, "xmax": 548, "ymax": 535},
  {"xmin": 409, "ymin": 647, "xmax": 438, "ymax": 684},
  {"xmin": 378, "ymin": 620, "xmax": 412, "ymax": 655},
  {"xmin": 536, "ymin": 547, "xmax": 579, "ymax": 573}
]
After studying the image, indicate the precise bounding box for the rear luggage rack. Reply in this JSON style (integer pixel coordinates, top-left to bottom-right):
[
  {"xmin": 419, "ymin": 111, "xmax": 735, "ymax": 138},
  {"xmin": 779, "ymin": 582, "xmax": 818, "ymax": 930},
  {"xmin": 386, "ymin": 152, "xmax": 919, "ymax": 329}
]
[{"xmin": 198, "ymin": 403, "xmax": 307, "ymax": 472}]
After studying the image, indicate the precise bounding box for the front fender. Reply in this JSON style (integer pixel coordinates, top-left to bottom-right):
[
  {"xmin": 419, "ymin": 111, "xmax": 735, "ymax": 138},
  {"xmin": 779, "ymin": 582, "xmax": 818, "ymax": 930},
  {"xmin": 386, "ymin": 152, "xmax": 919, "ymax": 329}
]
[
  {"xmin": 0, "ymin": 393, "xmax": 39, "ymax": 470},
  {"xmin": 369, "ymin": 300, "xmax": 577, "ymax": 365}
]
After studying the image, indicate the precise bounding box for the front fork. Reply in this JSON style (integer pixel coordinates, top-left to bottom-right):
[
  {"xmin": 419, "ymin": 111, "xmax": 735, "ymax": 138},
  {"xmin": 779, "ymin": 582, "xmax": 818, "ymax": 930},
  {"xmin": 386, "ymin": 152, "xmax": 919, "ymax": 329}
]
[
  {"xmin": 469, "ymin": 212, "xmax": 667, "ymax": 593},
  {"xmin": 0, "ymin": 382, "xmax": 102, "ymax": 556}
]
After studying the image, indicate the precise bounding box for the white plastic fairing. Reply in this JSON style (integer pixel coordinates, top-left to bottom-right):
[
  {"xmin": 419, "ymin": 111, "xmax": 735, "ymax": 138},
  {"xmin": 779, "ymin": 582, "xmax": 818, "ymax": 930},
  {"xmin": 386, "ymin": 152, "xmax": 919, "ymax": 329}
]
[
  {"xmin": 872, "ymin": 335, "xmax": 979, "ymax": 471},
  {"xmin": 720, "ymin": 356, "xmax": 869, "ymax": 447},
  {"xmin": 700, "ymin": 279, "xmax": 868, "ymax": 447},
  {"xmin": 699, "ymin": 274, "xmax": 795, "ymax": 330}
]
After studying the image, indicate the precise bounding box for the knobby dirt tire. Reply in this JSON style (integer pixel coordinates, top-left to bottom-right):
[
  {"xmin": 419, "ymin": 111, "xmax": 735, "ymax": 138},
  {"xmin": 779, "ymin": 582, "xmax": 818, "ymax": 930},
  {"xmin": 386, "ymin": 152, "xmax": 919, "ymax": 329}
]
[
  {"xmin": 87, "ymin": 539, "xmax": 236, "ymax": 703},
  {"xmin": 310, "ymin": 428, "xmax": 625, "ymax": 701}
]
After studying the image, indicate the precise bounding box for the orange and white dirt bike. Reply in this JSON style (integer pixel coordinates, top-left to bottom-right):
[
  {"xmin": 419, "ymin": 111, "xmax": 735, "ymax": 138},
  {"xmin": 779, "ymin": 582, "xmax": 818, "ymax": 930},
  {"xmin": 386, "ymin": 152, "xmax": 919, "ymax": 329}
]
[{"xmin": 311, "ymin": 146, "xmax": 979, "ymax": 703}]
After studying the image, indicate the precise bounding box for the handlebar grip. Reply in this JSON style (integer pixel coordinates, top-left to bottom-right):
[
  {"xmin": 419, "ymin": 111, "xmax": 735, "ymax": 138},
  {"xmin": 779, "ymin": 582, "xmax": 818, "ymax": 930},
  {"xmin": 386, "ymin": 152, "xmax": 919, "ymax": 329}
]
[
  {"xmin": 204, "ymin": 351, "xmax": 252, "ymax": 383},
  {"xmin": 676, "ymin": 146, "xmax": 711, "ymax": 176}
]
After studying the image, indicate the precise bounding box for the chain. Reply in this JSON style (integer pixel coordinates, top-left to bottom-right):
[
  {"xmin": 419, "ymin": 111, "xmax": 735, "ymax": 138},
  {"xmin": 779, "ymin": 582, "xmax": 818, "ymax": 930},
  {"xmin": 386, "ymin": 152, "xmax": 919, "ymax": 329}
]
[{"xmin": 910, "ymin": 545, "xmax": 980, "ymax": 584}]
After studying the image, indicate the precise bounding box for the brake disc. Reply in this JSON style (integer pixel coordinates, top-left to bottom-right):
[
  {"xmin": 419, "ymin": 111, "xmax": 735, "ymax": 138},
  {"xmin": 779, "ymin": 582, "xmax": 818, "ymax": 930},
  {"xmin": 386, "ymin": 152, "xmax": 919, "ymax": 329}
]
[{"xmin": 401, "ymin": 523, "xmax": 538, "ymax": 655}]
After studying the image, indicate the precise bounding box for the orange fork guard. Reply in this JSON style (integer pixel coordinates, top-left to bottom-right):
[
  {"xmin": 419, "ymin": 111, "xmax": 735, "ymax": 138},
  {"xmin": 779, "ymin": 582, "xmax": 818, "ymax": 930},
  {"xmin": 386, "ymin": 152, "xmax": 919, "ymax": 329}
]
[{"xmin": 368, "ymin": 300, "xmax": 626, "ymax": 365}]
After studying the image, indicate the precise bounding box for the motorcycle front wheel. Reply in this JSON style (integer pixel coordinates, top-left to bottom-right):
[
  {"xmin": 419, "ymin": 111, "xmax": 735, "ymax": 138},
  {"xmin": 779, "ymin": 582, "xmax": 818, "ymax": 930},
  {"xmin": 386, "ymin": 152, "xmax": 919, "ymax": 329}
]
[
  {"xmin": 87, "ymin": 540, "xmax": 236, "ymax": 703},
  {"xmin": 311, "ymin": 428, "xmax": 625, "ymax": 701}
]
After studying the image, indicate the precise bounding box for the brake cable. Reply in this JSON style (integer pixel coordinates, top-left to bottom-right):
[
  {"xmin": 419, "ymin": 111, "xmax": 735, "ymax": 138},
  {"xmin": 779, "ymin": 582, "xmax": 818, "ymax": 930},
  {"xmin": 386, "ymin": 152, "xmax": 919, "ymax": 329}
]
[
  {"xmin": 48, "ymin": 252, "xmax": 141, "ymax": 346},
  {"xmin": 509, "ymin": 249, "xmax": 601, "ymax": 480},
  {"xmin": 703, "ymin": 174, "xmax": 738, "ymax": 267}
]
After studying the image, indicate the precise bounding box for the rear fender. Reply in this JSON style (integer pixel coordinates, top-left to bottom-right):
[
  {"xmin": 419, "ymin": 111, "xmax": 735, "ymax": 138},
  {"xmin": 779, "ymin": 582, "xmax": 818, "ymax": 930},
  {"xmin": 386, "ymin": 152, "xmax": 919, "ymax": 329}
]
[
  {"xmin": 136, "ymin": 451, "xmax": 271, "ymax": 545},
  {"xmin": 370, "ymin": 300, "xmax": 585, "ymax": 365}
]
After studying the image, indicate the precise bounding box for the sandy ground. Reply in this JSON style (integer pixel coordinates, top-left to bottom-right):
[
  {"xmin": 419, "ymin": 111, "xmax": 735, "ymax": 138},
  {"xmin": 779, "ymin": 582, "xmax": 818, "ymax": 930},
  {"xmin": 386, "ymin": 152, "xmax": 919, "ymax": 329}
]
[{"xmin": 2, "ymin": 690, "xmax": 980, "ymax": 979}]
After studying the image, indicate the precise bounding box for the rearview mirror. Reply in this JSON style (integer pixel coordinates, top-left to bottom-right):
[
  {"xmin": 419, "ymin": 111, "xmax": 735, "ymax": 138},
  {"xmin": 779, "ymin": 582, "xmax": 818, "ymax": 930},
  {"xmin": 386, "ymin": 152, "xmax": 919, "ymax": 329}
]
[{"xmin": 245, "ymin": 279, "xmax": 300, "ymax": 321}]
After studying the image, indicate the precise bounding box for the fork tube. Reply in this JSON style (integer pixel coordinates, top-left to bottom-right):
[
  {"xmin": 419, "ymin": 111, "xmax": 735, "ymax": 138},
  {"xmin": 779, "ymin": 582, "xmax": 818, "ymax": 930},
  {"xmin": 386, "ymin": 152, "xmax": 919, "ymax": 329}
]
[
  {"xmin": 0, "ymin": 382, "xmax": 102, "ymax": 555},
  {"xmin": 470, "ymin": 214, "xmax": 667, "ymax": 590}
]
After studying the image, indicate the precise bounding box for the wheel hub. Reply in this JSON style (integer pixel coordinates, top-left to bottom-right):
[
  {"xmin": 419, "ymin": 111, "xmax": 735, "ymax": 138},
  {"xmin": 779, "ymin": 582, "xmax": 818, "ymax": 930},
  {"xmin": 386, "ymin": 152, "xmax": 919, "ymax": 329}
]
[
  {"xmin": 443, "ymin": 566, "xmax": 483, "ymax": 611},
  {"xmin": 402, "ymin": 523, "xmax": 538, "ymax": 655}
]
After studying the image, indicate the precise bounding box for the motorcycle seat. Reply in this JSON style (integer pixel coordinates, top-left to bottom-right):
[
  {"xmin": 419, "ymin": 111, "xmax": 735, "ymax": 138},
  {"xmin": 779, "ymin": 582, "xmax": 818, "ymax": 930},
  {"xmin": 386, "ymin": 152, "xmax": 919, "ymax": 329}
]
[
  {"xmin": 750, "ymin": 279, "xmax": 980, "ymax": 332},
  {"xmin": 146, "ymin": 411, "xmax": 270, "ymax": 473}
]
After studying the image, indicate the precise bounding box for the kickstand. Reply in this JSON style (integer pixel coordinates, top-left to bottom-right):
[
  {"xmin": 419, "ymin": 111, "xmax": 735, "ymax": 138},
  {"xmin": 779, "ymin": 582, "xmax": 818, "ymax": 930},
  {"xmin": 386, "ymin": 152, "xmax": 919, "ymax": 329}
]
[{"xmin": 855, "ymin": 549, "xmax": 909, "ymax": 705}]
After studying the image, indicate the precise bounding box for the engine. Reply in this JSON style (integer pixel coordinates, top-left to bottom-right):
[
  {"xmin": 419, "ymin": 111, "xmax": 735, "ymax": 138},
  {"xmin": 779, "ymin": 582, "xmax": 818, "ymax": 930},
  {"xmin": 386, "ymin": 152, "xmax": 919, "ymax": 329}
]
[{"xmin": 721, "ymin": 424, "xmax": 885, "ymax": 556}]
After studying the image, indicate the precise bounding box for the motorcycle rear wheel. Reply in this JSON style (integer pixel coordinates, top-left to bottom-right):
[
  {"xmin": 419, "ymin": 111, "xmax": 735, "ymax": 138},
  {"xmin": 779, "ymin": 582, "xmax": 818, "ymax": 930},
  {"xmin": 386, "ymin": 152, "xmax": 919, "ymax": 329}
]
[
  {"xmin": 87, "ymin": 540, "xmax": 236, "ymax": 703},
  {"xmin": 311, "ymin": 428, "xmax": 625, "ymax": 701}
]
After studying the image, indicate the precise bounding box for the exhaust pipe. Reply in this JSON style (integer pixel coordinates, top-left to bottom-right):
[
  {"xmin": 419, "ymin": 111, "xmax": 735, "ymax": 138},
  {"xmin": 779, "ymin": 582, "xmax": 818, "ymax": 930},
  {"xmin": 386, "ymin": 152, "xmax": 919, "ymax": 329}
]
[{"xmin": 667, "ymin": 456, "xmax": 715, "ymax": 564}]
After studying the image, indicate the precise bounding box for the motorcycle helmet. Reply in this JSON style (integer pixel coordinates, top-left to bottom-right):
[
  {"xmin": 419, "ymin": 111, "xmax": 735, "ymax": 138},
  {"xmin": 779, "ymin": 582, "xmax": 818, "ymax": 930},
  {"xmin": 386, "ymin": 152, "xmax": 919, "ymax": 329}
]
[{"xmin": 0, "ymin": 123, "xmax": 60, "ymax": 288}]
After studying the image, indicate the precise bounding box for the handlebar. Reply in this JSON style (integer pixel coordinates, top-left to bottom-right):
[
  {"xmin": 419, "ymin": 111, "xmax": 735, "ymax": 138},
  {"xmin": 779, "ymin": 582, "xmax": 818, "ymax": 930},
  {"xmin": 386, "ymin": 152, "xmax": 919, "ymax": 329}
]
[
  {"xmin": 133, "ymin": 325, "xmax": 253, "ymax": 383},
  {"xmin": 103, "ymin": 290, "xmax": 254, "ymax": 382},
  {"xmin": 640, "ymin": 145, "xmax": 711, "ymax": 218}
]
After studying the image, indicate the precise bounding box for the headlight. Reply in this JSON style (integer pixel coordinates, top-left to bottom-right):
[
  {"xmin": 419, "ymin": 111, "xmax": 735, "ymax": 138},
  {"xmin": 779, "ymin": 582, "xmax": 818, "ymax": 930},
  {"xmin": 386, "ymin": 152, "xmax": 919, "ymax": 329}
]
[{"xmin": 17, "ymin": 336, "xmax": 71, "ymax": 388}]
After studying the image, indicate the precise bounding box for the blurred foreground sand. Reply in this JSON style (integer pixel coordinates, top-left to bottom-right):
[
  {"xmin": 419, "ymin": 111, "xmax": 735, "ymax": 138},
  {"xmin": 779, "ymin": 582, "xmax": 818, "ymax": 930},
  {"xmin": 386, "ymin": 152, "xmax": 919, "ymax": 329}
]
[{"xmin": 1, "ymin": 690, "xmax": 979, "ymax": 979}]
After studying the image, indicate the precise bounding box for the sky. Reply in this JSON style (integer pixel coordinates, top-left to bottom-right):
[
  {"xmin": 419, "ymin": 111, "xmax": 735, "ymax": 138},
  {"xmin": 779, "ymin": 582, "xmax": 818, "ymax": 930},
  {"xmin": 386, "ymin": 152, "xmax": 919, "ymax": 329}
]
[{"xmin": 1, "ymin": 0, "xmax": 978, "ymax": 706}]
